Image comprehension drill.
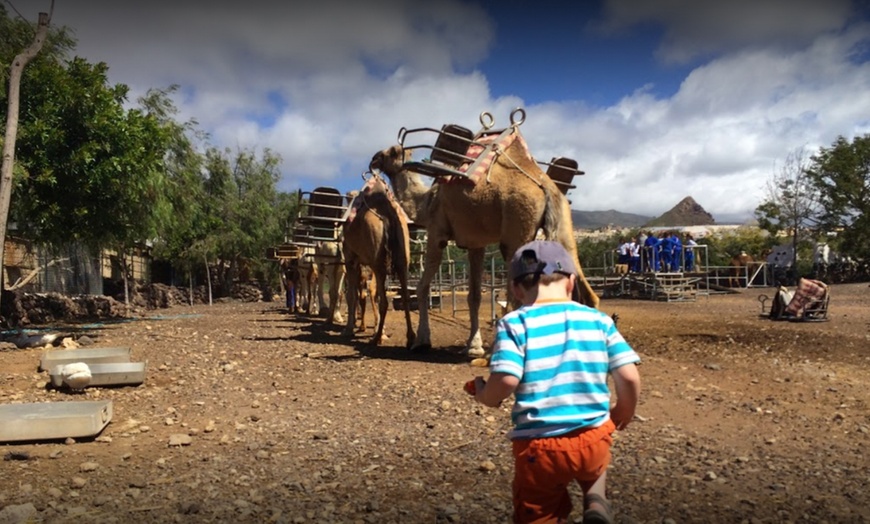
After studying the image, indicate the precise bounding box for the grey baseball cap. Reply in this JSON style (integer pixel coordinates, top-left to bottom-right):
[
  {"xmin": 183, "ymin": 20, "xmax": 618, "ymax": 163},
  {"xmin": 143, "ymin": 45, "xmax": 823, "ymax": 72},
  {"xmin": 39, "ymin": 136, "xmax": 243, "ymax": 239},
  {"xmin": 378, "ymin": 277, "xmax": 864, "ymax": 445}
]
[{"xmin": 509, "ymin": 240, "xmax": 578, "ymax": 282}]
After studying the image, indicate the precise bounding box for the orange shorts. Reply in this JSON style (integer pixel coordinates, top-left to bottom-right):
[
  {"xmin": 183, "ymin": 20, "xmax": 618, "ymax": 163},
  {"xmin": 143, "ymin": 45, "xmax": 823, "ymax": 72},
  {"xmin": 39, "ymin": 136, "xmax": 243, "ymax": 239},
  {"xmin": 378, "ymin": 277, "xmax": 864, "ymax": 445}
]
[{"xmin": 511, "ymin": 419, "xmax": 615, "ymax": 524}]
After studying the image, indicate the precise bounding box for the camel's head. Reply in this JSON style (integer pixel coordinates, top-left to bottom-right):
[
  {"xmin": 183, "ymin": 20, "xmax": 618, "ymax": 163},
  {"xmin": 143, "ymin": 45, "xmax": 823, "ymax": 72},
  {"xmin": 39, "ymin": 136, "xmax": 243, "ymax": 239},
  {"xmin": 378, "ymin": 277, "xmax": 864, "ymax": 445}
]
[
  {"xmin": 370, "ymin": 145, "xmax": 411, "ymax": 176},
  {"xmin": 345, "ymin": 190, "xmax": 359, "ymax": 206}
]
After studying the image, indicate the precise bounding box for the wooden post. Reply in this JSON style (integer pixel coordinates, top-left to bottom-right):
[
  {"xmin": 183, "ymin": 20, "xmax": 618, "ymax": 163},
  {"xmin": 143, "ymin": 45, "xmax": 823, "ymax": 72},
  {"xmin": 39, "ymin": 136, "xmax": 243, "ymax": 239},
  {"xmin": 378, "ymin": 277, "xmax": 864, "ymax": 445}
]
[{"xmin": 0, "ymin": 5, "xmax": 53, "ymax": 311}]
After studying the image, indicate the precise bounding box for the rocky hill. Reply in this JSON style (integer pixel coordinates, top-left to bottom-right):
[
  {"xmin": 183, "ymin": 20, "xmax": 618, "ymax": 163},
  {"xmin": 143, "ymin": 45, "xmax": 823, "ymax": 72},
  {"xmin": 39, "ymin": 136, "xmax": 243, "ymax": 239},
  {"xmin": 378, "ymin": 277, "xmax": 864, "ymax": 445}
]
[
  {"xmin": 570, "ymin": 209, "xmax": 652, "ymax": 230},
  {"xmin": 643, "ymin": 196, "xmax": 715, "ymax": 227},
  {"xmin": 571, "ymin": 196, "xmax": 716, "ymax": 230}
]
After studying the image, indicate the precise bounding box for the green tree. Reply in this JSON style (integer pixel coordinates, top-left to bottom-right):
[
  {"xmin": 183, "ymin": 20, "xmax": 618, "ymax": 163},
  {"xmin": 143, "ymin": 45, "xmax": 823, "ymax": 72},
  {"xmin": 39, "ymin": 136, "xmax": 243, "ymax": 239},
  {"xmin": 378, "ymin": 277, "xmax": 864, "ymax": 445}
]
[
  {"xmin": 754, "ymin": 147, "xmax": 821, "ymax": 269},
  {"xmin": 805, "ymin": 135, "xmax": 870, "ymax": 260},
  {"xmin": 12, "ymin": 58, "xmax": 170, "ymax": 245},
  {"xmin": 201, "ymin": 146, "xmax": 289, "ymax": 296},
  {"xmin": 138, "ymin": 86, "xmax": 211, "ymax": 296}
]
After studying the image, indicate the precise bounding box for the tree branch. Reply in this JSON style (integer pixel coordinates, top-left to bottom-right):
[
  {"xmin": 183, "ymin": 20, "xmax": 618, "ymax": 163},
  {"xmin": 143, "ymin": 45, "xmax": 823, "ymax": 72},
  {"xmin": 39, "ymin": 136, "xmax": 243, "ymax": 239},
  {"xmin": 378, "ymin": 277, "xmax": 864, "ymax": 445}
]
[{"xmin": 7, "ymin": 257, "xmax": 68, "ymax": 291}]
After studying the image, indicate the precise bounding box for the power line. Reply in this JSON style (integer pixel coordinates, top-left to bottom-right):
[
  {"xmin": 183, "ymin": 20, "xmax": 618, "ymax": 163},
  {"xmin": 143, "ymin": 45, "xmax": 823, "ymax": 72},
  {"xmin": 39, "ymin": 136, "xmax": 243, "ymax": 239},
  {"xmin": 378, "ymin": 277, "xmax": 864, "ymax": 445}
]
[{"xmin": 2, "ymin": 0, "xmax": 28, "ymax": 24}]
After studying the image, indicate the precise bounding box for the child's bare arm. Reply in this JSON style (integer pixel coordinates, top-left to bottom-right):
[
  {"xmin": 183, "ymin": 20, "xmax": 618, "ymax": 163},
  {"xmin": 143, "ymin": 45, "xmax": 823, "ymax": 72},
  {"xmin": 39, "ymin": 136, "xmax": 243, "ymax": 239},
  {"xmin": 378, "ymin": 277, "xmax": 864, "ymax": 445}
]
[
  {"xmin": 610, "ymin": 363, "xmax": 641, "ymax": 430},
  {"xmin": 473, "ymin": 372, "xmax": 519, "ymax": 408}
]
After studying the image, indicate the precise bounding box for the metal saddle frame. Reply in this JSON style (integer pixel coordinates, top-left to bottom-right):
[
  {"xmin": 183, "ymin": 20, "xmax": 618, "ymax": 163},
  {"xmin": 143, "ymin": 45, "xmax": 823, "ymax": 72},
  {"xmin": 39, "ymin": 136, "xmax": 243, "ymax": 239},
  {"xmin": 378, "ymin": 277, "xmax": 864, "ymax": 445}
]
[{"xmin": 396, "ymin": 108, "xmax": 584, "ymax": 193}]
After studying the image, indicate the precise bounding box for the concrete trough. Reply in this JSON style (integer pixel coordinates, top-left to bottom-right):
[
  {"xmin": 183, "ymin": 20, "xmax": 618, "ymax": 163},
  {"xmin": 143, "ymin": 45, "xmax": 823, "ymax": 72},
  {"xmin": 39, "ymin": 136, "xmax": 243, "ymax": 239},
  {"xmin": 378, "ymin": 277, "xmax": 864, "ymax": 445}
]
[
  {"xmin": 39, "ymin": 347, "xmax": 131, "ymax": 371},
  {"xmin": 0, "ymin": 400, "xmax": 113, "ymax": 443},
  {"xmin": 49, "ymin": 362, "xmax": 147, "ymax": 389}
]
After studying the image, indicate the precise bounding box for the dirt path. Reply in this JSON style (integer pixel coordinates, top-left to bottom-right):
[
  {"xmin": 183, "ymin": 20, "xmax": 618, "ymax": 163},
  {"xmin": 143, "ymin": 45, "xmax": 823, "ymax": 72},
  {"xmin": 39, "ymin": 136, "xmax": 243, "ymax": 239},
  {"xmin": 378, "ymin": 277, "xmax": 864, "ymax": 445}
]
[{"xmin": 1, "ymin": 283, "xmax": 869, "ymax": 523}]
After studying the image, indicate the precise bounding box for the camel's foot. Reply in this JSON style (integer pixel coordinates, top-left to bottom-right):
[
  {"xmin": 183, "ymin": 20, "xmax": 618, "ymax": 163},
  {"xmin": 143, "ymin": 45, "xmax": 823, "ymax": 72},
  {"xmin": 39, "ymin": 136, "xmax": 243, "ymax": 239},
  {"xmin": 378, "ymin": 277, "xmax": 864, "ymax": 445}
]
[
  {"xmin": 466, "ymin": 331, "xmax": 483, "ymax": 358},
  {"xmin": 369, "ymin": 333, "xmax": 388, "ymax": 346},
  {"xmin": 410, "ymin": 343, "xmax": 431, "ymax": 353},
  {"xmin": 466, "ymin": 347, "xmax": 486, "ymax": 359}
]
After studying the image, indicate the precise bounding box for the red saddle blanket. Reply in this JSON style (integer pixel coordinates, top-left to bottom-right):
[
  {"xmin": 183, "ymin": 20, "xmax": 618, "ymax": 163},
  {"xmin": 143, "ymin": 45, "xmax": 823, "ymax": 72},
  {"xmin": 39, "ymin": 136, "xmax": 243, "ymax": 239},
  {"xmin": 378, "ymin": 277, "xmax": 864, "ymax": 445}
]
[
  {"xmin": 440, "ymin": 128, "xmax": 533, "ymax": 185},
  {"xmin": 785, "ymin": 278, "xmax": 828, "ymax": 316}
]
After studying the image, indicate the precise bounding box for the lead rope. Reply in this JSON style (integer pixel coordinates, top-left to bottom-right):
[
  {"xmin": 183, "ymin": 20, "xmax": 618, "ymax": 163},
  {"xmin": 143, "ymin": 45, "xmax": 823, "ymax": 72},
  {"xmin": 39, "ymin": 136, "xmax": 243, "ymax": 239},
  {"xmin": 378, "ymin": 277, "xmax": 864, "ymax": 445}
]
[{"xmin": 484, "ymin": 130, "xmax": 545, "ymax": 188}]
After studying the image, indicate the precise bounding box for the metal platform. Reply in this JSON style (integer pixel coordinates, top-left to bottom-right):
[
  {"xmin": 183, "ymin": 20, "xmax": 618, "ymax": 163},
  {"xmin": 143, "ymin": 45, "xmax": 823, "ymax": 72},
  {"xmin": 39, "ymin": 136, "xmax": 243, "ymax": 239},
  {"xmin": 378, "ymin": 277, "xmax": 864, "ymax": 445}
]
[
  {"xmin": 39, "ymin": 347, "xmax": 131, "ymax": 371},
  {"xmin": 0, "ymin": 400, "xmax": 113, "ymax": 443},
  {"xmin": 49, "ymin": 362, "xmax": 147, "ymax": 389}
]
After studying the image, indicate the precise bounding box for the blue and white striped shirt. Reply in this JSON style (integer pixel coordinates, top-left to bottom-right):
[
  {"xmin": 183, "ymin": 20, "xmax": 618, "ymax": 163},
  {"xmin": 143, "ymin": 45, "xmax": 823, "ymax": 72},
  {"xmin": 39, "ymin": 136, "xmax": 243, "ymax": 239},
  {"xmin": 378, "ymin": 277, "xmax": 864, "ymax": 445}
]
[{"xmin": 489, "ymin": 300, "xmax": 640, "ymax": 440}]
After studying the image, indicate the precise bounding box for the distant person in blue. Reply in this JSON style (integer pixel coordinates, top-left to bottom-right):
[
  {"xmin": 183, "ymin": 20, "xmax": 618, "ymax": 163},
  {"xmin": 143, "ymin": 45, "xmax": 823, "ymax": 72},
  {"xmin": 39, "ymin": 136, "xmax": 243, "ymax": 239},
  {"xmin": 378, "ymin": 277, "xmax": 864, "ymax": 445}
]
[
  {"xmin": 643, "ymin": 231, "xmax": 659, "ymax": 272},
  {"xmin": 683, "ymin": 233, "xmax": 698, "ymax": 272},
  {"xmin": 671, "ymin": 232, "xmax": 683, "ymax": 271},
  {"xmin": 658, "ymin": 232, "xmax": 674, "ymax": 272}
]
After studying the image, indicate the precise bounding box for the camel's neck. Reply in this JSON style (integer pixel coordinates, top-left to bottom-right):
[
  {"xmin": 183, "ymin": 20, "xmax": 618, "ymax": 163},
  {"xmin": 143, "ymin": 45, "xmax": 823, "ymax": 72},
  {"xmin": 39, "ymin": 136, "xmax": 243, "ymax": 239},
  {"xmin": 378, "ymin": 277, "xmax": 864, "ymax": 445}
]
[{"xmin": 385, "ymin": 169, "xmax": 430, "ymax": 227}]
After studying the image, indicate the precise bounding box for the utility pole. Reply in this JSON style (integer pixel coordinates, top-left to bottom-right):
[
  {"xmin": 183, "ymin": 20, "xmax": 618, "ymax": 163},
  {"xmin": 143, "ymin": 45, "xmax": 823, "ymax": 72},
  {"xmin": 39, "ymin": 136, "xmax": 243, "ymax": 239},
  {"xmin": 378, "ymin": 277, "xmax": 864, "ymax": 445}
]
[{"xmin": 0, "ymin": 2, "xmax": 54, "ymax": 312}]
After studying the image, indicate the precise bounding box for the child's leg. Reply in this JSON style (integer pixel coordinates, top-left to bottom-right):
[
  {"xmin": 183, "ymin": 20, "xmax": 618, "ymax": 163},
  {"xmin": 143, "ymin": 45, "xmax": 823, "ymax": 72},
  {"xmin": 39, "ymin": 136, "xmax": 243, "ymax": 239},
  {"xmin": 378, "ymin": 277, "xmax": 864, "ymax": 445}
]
[{"xmin": 579, "ymin": 471, "xmax": 611, "ymax": 519}]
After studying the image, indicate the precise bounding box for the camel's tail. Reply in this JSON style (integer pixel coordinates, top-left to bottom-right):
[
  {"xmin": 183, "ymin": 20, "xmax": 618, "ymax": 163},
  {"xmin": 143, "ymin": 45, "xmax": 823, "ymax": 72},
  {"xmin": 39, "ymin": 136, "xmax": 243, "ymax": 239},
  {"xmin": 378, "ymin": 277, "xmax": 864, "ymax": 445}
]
[
  {"xmin": 385, "ymin": 201, "xmax": 410, "ymax": 278},
  {"xmin": 540, "ymin": 181, "xmax": 562, "ymax": 241}
]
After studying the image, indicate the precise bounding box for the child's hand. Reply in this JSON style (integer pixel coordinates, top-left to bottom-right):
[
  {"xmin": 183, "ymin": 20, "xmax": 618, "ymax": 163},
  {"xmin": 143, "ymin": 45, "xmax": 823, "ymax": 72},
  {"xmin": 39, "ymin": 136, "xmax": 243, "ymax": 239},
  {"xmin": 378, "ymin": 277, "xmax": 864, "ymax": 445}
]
[
  {"xmin": 610, "ymin": 402, "xmax": 635, "ymax": 430},
  {"xmin": 464, "ymin": 377, "xmax": 486, "ymax": 396}
]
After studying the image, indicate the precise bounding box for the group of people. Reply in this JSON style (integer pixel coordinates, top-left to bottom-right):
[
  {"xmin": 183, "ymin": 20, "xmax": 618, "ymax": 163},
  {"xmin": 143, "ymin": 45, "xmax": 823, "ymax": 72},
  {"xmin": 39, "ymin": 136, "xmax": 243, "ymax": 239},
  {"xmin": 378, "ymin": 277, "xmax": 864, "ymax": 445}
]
[{"xmin": 616, "ymin": 230, "xmax": 698, "ymax": 273}]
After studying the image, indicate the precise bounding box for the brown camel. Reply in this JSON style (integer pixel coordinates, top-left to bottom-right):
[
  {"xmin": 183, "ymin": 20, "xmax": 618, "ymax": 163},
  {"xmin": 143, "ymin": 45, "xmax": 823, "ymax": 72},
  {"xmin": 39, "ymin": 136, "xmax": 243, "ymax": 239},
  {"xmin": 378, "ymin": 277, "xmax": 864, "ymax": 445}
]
[
  {"xmin": 297, "ymin": 187, "xmax": 347, "ymax": 325},
  {"xmin": 341, "ymin": 175, "xmax": 415, "ymax": 346},
  {"xmin": 355, "ymin": 265, "xmax": 378, "ymax": 333},
  {"xmin": 280, "ymin": 245, "xmax": 319, "ymax": 314},
  {"xmin": 369, "ymin": 131, "xmax": 599, "ymax": 356},
  {"xmin": 728, "ymin": 251, "xmax": 754, "ymax": 288}
]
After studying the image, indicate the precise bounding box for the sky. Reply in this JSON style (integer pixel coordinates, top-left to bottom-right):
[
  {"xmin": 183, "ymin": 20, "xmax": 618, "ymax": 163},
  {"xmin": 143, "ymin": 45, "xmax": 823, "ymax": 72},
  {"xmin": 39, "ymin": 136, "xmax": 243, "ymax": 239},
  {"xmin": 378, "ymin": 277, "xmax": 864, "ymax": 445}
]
[{"xmin": 14, "ymin": 0, "xmax": 870, "ymax": 223}]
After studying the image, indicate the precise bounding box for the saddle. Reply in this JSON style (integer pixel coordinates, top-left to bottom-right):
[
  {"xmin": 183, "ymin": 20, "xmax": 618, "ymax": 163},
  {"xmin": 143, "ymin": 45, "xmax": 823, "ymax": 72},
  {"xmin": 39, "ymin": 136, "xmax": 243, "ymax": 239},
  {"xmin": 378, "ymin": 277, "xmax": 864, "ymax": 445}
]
[
  {"xmin": 396, "ymin": 108, "xmax": 583, "ymax": 190},
  {"xmin": 345, "ymin": 174, "xmax": 410, "ymax": 225}
]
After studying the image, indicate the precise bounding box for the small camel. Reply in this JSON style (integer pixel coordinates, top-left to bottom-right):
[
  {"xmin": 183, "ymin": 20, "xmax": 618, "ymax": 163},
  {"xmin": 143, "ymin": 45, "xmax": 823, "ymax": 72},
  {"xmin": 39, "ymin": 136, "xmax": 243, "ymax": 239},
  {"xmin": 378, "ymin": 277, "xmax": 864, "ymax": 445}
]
[
  {"xmin": 341, "ymin": 175, "xmax": 415, "ymax": 346},
  {"xmin": 355, "ymin": 265, "xmax": 378, "ymax": 333},
  {"xmin": 282, "ymin": 245, "xmax": 319, "ymax": 314},
  {"xmin": 299, "ymin": 187, "xmax": 347, "ymax": 325},
  {"xmin": 370, "ymin": 137, "xmax": 598, "ymax": 357},
  {"xmin": 728, "ymin": 251, "xmax": 754, "ymax": 288}
]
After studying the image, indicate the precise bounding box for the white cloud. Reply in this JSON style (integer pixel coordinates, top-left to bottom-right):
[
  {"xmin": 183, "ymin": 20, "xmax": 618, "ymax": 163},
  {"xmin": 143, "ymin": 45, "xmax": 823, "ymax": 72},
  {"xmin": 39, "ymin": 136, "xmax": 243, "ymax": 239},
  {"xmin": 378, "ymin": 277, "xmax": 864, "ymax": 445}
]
[{"xmin": 16, "ymin": 0, "xmax": 870, "ymax": 223}]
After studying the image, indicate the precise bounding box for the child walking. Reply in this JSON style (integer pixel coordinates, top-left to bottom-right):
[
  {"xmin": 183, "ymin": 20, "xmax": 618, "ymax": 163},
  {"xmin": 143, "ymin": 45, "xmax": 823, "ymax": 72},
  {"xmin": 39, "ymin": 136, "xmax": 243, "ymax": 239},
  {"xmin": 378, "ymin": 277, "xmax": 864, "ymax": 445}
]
[{"xmin": 467, "ymin": 240, "xmax": 641, "ymax": 524}]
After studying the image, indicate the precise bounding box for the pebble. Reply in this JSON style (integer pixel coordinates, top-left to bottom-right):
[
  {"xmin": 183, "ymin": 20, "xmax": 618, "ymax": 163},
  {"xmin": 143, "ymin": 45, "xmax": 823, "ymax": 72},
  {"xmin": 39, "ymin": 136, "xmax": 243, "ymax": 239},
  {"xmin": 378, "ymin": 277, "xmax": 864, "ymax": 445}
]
[
  {"xmin": 169, "ymin": 434, "xmax": 193, "ymax": 446},
  {"xmin": 79, "ymin": 462, "xmax": 99, "ymax": 472},
  {"xmin": 479, "ymin": 460, "xmax": 497, "ymax": 472},
  {"xmin": 71, "ymin": 477, "xmax": 87, "ymax": 488}
]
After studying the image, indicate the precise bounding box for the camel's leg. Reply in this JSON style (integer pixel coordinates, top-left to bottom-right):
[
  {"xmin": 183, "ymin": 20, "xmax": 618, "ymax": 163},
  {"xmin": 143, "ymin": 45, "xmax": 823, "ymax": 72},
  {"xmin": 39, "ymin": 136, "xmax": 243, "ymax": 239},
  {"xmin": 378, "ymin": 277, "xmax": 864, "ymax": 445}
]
[
  {"xmin": 369, "ymin": 273, "xmax": 380, "ymax": 332},
  {"xmin": 466, "ymin": 248, "xmax": 485, "ymax": 358},
  {"xmin": 356, "ymin": 282, "xmax": 367, "ymax": 333},
  {"xmin": 396, "ymin": 260, "xmax": 416, "ymax": 349},
  {"xmin": 308, "ymin": 264, "xmax": 320, "ymax": 316},
  {"xmin": 372, "ymin": 267, "xmax": 390, "ymax": 346},
  {"xmin": 412, "ymin": 236, "xmax": 444, "ymax": 352},
  {"xmin": 329, "ymin": 264, "xmax": 345, "ymax": 325},
  {"xmin": 342, "ymin": 261, "xmax": 359, "ymax": 338}
]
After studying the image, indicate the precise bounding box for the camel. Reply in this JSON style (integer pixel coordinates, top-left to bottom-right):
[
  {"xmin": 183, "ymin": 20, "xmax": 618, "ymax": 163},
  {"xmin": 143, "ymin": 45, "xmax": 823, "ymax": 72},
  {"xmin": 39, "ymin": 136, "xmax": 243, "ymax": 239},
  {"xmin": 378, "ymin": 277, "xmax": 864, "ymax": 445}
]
[
  {"xmin": 728, "ymin": 251, "xmax": 754, "ymax": 288},
  {"xmin": 341, "ymin": 175, "xmax": 415, "ymax": 346},
  {"xmin": 312, "ymin": 240, "xmax": 345, "ymax": 325},
  {"xmin": 279, "ymin": 256, "xmax": 301, "ymax": 312},
  {"xmin": 295, "ymin": 187, "xmax": 347, "ymax": 325},
  {"xmin": 355, "ymin": 265, "xmax": 378, "ymax": 333},
  {"xmin": 280, "ymin": 245, "xmax": 318, "ymax": 314},
  {"xmin": 369, "ymin": 131, "xmax": 599, "ymax": 356},
  {"xmin": 341, "ymin": 193, "xmax": 380, "ymax": 333}
]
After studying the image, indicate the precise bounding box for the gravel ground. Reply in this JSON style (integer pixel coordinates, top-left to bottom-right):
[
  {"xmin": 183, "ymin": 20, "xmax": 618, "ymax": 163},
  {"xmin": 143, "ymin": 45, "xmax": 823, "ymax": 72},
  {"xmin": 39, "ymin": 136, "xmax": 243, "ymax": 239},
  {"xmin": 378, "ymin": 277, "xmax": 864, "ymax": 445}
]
[{"xmin": 1, "ymin": 282, "xmax": 869, "ymax": 523}]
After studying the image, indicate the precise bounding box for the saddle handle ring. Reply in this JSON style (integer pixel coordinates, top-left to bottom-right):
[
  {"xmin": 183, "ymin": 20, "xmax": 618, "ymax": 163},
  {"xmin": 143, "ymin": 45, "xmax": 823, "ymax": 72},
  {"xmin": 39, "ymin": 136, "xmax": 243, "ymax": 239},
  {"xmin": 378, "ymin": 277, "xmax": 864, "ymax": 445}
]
[
  {"xmin": 510, "ymin": 107, "xmax": 526, "ymax": 126},
  {"xmin": 479, "ymin": 111, "xmax": 495, "ymax": 130},
  {"xmin": 397, "ymin": 126, "xmax": 408, "ymax": 146}
]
